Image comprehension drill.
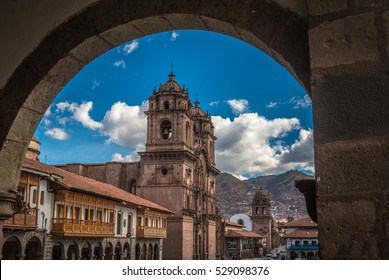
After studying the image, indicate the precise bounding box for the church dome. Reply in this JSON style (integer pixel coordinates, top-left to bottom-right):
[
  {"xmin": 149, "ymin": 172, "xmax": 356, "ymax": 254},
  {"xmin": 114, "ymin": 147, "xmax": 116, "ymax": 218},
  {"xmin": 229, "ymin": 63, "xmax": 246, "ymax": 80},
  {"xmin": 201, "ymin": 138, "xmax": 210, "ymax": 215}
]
[
  {"xmin": 254, "ymin": 187, "xmax": 269, "ymax": 199},
  {"xmin": 158, "ymin": 72, "xmax": 183, "ymax": 92}
]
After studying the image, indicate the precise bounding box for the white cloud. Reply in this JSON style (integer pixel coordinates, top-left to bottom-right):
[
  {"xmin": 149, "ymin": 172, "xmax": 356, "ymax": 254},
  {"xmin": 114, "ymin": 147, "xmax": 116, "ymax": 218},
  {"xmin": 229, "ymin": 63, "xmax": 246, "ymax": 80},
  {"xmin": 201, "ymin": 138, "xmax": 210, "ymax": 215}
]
[
  {"xmin": 114, "ymin": 60, "xmax": 126, "ymax": 69},
  {"xmin": 112, "ymin": 152, "xmax": 140, "ymax": 162},
  {"xmin": 123, "ymin": 41, "xmax": 139, "ymax": 54},
  {"xmin": 101, "ymin": 101, "xmax": 148, "ymax": 148},
  {"xmin": 92, "ymin": 79, "xmax": 101, "ymax": 90},
  {"xmin": 212, "ymin": 113, "xmax": 305, "ymax": 175},
  {"xmin": 43, "ymin": 119, "xmax": 52, "ymax": 126},
  {"xmin": 290, "ymin": 95, "xmax": 311, "ymax": 109},
  {"xmin": 170, "ymin": 31, "xmax": 180, "ymax": 41},
  {"xmin": 227, "ymin": 99, "xmax": 249, "ymax": 115},
  {"xmin": 44, "ymin": 128, "xmax": 69, "ymax": 140},
  {"xmin": 55, "ymin": 101, "xmax": 102, "ymax": 130},
  {"xmin": 266, "ymin": 101, "xmax": 279, "ymax": 108},
  {"xmin": 209, "ymin": 101, "xmax": 220, "ymax": 106},
  {"xmin": 44, "ymin": 106, "xmax": 52, "ymax": 117}
]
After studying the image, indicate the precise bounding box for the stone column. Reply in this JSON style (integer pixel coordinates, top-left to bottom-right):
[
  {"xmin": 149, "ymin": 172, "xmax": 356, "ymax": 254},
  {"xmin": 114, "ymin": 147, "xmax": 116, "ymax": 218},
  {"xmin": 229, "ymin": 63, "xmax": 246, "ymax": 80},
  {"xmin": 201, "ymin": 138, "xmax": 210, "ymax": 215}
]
[{"xmin": 308, "ymin": 0, "xmax": 389, "ymax": 259}]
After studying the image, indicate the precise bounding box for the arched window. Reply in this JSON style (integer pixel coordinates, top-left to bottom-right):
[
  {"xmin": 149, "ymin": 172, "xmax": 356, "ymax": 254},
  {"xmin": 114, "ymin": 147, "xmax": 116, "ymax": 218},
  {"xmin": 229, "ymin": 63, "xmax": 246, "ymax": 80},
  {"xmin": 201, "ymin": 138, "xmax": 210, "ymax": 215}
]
[
  {"xmin": 127, "ymin": 181, "xmax": 136, "ymax": 195},
  {"xmin": 164, "ymin": 100, "xmax": 170, "ymax": 109},
  {"xmin": 256, "ymin": 207, "xmax": 260, "ymax": 214},
  {"xmin": 262, "ymin": 207, "xmax": 266, "ymax": 215},
  {"xmin": 160, "ymin": 120, "xmax": 172, "ymax": 140},
  {"xmin": 237, "ymin": 219, "xmax": 244, "ymax": 226}
]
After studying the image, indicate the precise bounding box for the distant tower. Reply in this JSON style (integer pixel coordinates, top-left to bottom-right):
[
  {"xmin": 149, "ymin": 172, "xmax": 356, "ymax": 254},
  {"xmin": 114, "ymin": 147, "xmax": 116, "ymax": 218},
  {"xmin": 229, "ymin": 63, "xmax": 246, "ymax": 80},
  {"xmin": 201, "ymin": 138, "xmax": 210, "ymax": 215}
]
[
  {"xmin": 137, "ymin": 72, "xmax": 220, "ymax": 260},
  {"xmin": 25, "ymin": 136, "xmax": 41, "ymax": 161},
  {"xmin": 251, "ymin": 187, "xmax": 273, "ymax": 253}
]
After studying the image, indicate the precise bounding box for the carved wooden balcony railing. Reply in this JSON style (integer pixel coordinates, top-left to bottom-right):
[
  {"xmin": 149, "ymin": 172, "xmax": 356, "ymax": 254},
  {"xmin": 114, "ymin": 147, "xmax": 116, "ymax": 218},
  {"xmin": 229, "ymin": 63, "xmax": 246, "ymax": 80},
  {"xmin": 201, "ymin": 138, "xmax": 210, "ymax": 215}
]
[
  {"xmin": 51, "ymin": 218, "xmax": 114, "ymax": 237},
  {"xmin": 136, "ymin": 226, "xmax": 167, "ymax": 239},
  {"xmin": 3, "ymin": 208, "xmax": 37, "ymax": 230}
]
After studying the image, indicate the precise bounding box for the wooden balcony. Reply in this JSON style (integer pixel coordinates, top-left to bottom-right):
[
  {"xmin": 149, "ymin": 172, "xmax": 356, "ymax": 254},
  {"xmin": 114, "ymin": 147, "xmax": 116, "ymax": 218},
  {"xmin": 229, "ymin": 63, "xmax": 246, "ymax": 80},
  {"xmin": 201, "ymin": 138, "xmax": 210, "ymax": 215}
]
[
  {"xmin": 136, "ymin": 226, "xmax": 167, "ymax": 239},
  {"xmin": 3, "ymin": 208, "xmax": 37, "ymax": 230},
  {"xmin": 51, "ymin": 218, "xmax": 115, "ymax": 237}
]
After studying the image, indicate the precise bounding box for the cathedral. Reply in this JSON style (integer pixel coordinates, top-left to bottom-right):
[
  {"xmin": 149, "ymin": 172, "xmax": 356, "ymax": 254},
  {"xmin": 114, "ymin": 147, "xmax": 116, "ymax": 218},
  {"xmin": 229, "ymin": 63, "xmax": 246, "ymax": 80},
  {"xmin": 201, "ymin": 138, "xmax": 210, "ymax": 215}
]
[{"xmin": 57, "ymin": 72, "xmax": 220, "ymax": 259}]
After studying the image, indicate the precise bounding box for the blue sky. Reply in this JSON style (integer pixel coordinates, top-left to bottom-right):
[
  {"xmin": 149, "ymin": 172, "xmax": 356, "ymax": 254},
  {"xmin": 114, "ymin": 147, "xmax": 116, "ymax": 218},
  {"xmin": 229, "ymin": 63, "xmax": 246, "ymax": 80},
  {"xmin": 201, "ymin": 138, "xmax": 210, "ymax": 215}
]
[{"xmin": 36, "ymin": 30, "xmax": 313, "ymax": 178}]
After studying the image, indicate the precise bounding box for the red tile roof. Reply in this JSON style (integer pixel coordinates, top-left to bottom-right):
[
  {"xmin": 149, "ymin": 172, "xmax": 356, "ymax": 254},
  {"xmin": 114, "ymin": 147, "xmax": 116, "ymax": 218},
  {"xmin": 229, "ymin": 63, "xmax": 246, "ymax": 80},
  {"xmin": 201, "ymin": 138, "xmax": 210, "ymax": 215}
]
[
  {"xmin": 225, "ymin": 220, "xmax": 244, "ymax": 228},
  {"xmin": 284, "ymin": 229, "xmax": 318, "ymax": 238},
  {"xmin": 283, "ymin": 217, "xmax": 317, "ymax": 228},
  {"xmin": 22, "ymin": 158, "xmax": 174, "ymax": 214},
  {"xmin": 226, "ymin": 229, "xmax": 264, "ymax": 238}
]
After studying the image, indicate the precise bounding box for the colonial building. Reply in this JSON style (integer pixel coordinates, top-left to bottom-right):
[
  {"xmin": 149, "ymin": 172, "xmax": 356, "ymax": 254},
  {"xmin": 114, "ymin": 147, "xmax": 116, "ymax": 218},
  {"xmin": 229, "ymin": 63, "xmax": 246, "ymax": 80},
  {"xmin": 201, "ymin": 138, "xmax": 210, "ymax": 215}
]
[
  {"xmin": 251, "ymin": 187, "xmax": 279, "ymax": 253},
  {"xmin": 57, "ymin": 72, "xmax": 220, "ymax": 260},
  {"xmin": 2, "ymin": 138, "xmax": 173, "ymax": 260},
  {"xmin": 283, "ymin": 216, "xmax": 318, "ymax": 260}
]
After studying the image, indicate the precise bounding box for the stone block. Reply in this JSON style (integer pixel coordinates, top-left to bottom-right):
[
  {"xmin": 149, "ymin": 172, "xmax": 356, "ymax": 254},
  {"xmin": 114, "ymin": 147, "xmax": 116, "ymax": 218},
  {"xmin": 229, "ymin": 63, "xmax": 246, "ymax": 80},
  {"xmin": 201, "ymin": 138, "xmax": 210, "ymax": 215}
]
[
  {"xmin": 0, "ymin": 140, "xmax": 26, "ymax": 192},
  {"xmin": 47, "ymin": 55, "xmax": 85, "ymax": 87},
  {"xmin": 316, "ymin": 198, "xmax": 379, "ymax": 259},
  {"xmin": 8, "ymin": 106, "xmax": 42, "ymax": 145},
  {"xmin": 308, "ymin": 0, "xmax": 348, "ymax": 16},
  {"xmin": 23, "ymin": 76, "xmax": 61, "ymax": 115},
  {"xmin": 383, "ymin": 10, "xmax": 389, "ymax": 60},
  {"xmin": 163, "ymin": 14, "xmax": 206, "ymax": 31},
  {"xmin": 198, "ymin": 0, "xmax": 246, "ymax": 25},
  {"xmin": 353, "ymin": 0, "xmax": 389, "ymax": 8},
  {"xmin": 69, "ymin": 35, "xmax": 113, "ymax": 65},
  {"xmin": 311, "ymin": 64, "xmax": 389, "ymax": 144},
  {"xmin": 87, "ymin": 0, "xmax": 131, "ymax": 34},
  {"xmin": 100, "ymin": 23, "xmax": 144, "ymax": 47},
  {"xmin": 309, "ymin": 12, "xmax": 379, "ymax": 68},
  {"xmin": 237, "ymin": 0, "xmax": 292, "ymax": 47},
  {"xmin": 315, "ymin": 135, "xmax": 389, "ymax": 196},
  {"xmin": 199, "ymin": 16, "xmax": 241, "ymax": 40},
  {"xmin": 131, "ymin": 16, "xmax": 174, "ymax": 35}
]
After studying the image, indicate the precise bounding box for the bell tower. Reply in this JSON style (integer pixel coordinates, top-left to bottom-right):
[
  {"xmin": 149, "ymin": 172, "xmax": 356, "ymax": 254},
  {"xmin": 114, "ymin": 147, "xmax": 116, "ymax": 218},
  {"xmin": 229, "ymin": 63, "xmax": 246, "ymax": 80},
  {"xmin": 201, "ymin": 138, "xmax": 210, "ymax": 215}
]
[
  {"xmin": 138, "ymin": 72, "xmax": 220, "ymax": 260},
  {"xmin": 251, "ymin": 187, "xmax": 273, "ymax": 253}
]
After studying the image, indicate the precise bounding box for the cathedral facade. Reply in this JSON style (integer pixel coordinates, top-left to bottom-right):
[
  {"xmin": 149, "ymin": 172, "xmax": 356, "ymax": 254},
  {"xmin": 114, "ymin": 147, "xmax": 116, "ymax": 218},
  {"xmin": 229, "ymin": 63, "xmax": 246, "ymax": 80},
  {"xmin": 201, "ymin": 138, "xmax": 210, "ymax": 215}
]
[{"xmin": 57, "ymin": 73, "xmax": 220, "ymax": 260}]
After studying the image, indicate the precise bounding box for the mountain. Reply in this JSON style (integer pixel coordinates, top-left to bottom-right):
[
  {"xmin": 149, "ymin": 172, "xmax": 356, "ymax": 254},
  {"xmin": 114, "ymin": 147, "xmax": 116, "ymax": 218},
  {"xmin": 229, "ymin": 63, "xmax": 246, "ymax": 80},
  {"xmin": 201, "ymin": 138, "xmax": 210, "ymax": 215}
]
[{"xmin": 216, "ymin": 170, "xmax": 314, "ymax": 221}]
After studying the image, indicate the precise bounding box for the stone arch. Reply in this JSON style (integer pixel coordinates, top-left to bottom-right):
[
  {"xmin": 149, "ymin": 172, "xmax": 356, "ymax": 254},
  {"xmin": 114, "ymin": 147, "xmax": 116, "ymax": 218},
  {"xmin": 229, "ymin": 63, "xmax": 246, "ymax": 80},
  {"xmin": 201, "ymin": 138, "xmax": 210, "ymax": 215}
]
[
  {"xmin": 25, "ymin": 236, "xmax": 43, "ymax": 260},
  {"xmin": 2, "ymin": 236, "xmax": 22, "ymax": 260},
  {"xmin": 114, "ymin": 242, "xmax": 122, "ymax": 260},
  {"xmin": 52, "ymin": 242, "xmax": 65, "ymax": 260},
  {"xmin": 104, "ymin": 242, "xmax": 113, "ymax": 260},
  {"xmin": 123, "ymin": 242, "xmax": 131, "ymax": 260},
  {"xmin": 147, "ymin": 243, "xmax": 153, "ymax": 260},
  {"xmin": 153, "ymin": 244, "xmax": 160, "ymax": 260},
  {"xmin": 80, "ymin": 241, "xmax": 92, "ymax": 260},
  {"xmin": 0, "ymin": 0, "xmax": 308, "ymax": 204},
  {"xmin": 142, "ymin": 243, "xmax": 147, "ymax": 260},
  {"xmin": 67, "ymin": 241, "xmax": 80, "ymax": 260},
  {"xmin": 135, "ymin": 243, "xmax": 141, "ymax": 260},
  {"xmin": 93, "ymin": 242, "xmax": 103, "ymax": 260}
]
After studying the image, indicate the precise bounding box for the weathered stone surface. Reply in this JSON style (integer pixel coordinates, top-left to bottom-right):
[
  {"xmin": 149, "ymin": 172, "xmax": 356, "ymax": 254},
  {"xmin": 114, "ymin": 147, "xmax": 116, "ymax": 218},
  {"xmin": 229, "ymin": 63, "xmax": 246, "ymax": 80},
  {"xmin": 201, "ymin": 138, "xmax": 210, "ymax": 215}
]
[
  {"xmin": 199, "ymin": 16, "xmax": 241, "ymax": 40},
  {"xmin": 69, "ymin": 36, "xmax": 113, "ymax": 65},
  {"xmin": 163, "ymin": 14, "xmax": 206, "ymax": 30},
  {"xmin": 270, "ymin": 16, "xmax": 310, "ymax": 91},
  {"xmin": 317, "ymin": 199, "xmax": 379, "ymax": 259},
  {"xmin": 0, "ymin": 140, "xmax": 28, "ymax": 192},
  {"xmin": 308, "ymin": 0, "xmax": 347, "ymax": 16},
  {"xmin": 383, "ymin": 10, "xmax": 389, "ymax": 60},
  {"xmin": 87, "ymin": 0, "xmax": 131, "ymax": 34},
  {"xmin": 100, "ymin": 22, "xmax": 144, "ymax": 46},
  {"xmin": 23, "ymin": 77, "xmax": 61, "ymax": 115},
  {"xmin": 238, "ymin": 28, "xmax": 271, "ymax": 57},
  {"xmin": 7, "ymin": 107, "xmax": 42, "ymax": 145},
  {"xmin": 353, "ymin": 0, "xmax": 389, "ymax": 8},
  {"xmin": 131, "ymin": 16, "xmax": 174, "ymax": 35},
  {"xmin": 237, "ymin": 0, "xmax": 292, "ymax": 46},
  {"xmin": 47, "ymin": 56, "xmax": 85, "ymax": 87},
  {"xmin": 315, "ymin": 135, "xmax": 389, "ymax": 196},
  {"xmin": 311, "ymin": 64, "xmax": 389, "ymax": 143},
  {"xmin": 198, "ymin": 0, "xmax": 245, "ymax": 24},
  {"xmin": 309, "ymin": 13, "xmax": 379, "ymax": 68}
]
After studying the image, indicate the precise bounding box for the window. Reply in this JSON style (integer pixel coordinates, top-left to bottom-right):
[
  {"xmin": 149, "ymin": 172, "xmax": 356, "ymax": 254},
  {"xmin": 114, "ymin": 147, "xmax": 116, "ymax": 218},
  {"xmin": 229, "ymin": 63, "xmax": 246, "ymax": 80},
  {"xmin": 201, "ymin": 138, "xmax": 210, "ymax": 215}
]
[
  {"xmin": 117, "ymin": 212, "xmax": 122, "ymax": 235},
  {"xmin": 150, "ymin": 102, "xmax": 154, "ymax": 109},
  {"xmin": 74, "ymin": 207, "xmax": 80, "ymax": 220},
  {"xmin": 161, "ymin": 168, "xmax": 168, "ymax": 176},
  {"xmin": 84, "ymin": 208, "xmax": 89, "ymax": 220},
  {"xmin": 90, "ymin": 209, "xmax": 95, "ymax": 221},
  {"xmin": 109, "ymin": 210, "xmax": 114, "ymax": 223},
  {"xmin": 128, "ymin": 215, "xmax": 132, "ymax": 236},
  {"xmin": 40, "ymin": 190, "xmax": 45, "ymax": 205},
  {"xmin": 164, "ymin": 101, "xmax": 170, "ymax": 109},
  {"xmin": 56, "ymin": 204, "xmax": 64, "ymax": 219},
  {"xmin": 97, "ymin": 208, "xmax": 102, "ymax": 222},
  {"xmin": 32, "ymin": 189, "xmax": 37, "ymax": 204}
]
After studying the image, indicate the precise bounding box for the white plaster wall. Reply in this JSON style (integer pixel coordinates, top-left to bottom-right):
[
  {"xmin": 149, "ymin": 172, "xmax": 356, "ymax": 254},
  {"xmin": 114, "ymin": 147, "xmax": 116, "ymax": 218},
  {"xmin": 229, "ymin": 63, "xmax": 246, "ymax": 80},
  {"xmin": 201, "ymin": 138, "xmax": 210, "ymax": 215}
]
[
  {"xmin": 230, "ymin": 214, "xmax": 253, "ymax": 231},
  {"xmin": 36, "ymin": 179, "xmax": 54, "ymax": 232},
  {"xmin": 115, "ymin": 205, "xmax": 136, "ymax": 238}
]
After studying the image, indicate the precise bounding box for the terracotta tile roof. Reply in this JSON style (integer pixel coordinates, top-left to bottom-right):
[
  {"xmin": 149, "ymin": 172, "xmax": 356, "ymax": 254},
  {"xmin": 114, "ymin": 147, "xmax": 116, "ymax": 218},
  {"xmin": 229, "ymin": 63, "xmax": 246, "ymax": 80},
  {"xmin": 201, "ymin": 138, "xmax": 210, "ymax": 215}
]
[
  {"xmin": 22, "ymin": 158, "xmax": 174, "ymax": 214},
  {"xmin": 283, "ymin": 217, "xmax": 317, "ymax": 228},
  {"xmin": 225, "ymin": 220, "xmax": 244, "ymax": 228},
  {"xmin": 284, "ymin": 229, "xmax": 318, "ymax": 239},
  {"xmin": 226, "ymin": 229, "xmax": 264, "ymax": 238}
]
